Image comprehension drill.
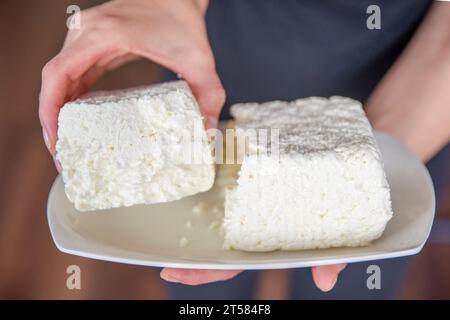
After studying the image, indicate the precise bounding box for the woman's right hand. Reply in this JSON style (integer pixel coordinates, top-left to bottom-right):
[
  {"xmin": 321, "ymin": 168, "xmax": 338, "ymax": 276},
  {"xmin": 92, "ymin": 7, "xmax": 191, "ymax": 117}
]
[{"xmin": 39, "ymin": 0, "xmax": 225, "ymax": 162}]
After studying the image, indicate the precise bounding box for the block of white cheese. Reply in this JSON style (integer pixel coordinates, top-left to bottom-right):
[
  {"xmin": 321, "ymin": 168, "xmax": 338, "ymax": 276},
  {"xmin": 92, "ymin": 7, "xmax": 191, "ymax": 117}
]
[
  {"xmin": 224, "ymin": 97, "xmax": 393, "ymax": 251},
  {"xmin": 56, "ymin": 81, "xmax": 215, "ymax": 211}
]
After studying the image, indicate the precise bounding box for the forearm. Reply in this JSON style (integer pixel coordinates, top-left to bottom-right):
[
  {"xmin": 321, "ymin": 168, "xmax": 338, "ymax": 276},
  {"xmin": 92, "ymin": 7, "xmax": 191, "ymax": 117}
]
[{"xmin": 366, "ymin": 2, "xmax": 450, "ymax": 162}]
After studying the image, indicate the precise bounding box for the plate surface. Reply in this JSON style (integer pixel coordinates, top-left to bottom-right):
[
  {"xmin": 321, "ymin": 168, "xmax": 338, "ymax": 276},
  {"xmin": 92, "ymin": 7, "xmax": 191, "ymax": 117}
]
[{"xmin": 47, "ymin": 132, "xmax": 435, "ymax": 269}]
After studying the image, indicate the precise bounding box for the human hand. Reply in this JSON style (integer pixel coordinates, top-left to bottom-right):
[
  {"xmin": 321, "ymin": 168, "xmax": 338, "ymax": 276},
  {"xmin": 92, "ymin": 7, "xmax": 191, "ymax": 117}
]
[
  {"xmin": 39, "ymin": 0, "xmax": 225, "ymax": 166},
  {"xmin": 40, "ymin": 0, "xmax": 346, "ymax": 292},
  {"xmin": 160, "ymin": 264, "xmax": 346, "ymax": 292},
  {"xmin": 365, "ymin": 2, "xmax": 450, "ymax": 162}
]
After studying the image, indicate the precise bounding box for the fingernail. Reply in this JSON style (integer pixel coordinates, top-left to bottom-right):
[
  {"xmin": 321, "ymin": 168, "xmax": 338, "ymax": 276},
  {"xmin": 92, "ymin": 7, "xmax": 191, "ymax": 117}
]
[
  {"xmin": 323, "ymin": 276, "xmax": 338, "ymax": 292},
  {"xmin": 53, "ymin": 156, "xmax": 62, "ymax": 173},
  {"xmin": 42, "ymin": 128, "xmax": 50, "ymax": 150}
]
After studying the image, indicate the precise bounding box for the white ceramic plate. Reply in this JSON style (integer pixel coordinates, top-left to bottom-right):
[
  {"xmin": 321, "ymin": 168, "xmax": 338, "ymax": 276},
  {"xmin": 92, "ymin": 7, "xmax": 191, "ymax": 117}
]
[{"xmin": 47, "ymin": 132, "xmax": 435, "ymax": 270}]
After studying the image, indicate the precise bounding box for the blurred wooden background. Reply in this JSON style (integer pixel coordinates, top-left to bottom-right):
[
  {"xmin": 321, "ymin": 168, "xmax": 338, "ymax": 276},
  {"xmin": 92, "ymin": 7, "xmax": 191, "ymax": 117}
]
[{"xmin": 0, "ymin": 0, "xmax": 449, "ymax": 299}]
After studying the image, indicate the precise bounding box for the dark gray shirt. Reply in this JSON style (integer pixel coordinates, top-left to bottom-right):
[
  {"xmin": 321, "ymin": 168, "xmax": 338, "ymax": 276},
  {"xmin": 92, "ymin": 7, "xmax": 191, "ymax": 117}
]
[{"xmin": 203, "ymin": 0, "xmax": 431, "ymax": 119}]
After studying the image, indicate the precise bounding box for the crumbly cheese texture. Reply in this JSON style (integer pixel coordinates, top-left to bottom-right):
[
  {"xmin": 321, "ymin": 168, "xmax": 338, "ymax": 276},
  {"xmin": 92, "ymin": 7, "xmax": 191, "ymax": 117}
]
[
  {"xmin": 56, "ymin": 81, "xmax": 215, "ymax": 211},
  {"xmin": 224, "ymin": 97, "xmax": 393, "ymax": 251}
]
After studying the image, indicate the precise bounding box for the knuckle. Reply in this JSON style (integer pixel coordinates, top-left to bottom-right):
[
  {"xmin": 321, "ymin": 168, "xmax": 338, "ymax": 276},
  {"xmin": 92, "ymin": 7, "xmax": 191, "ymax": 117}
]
[
  {"xmin": 85, "ymin": 12, "xmax": 127, "ymax": 47},
  {"xmin": 38, "ymin": 107, "xmax": 46, "ymax": 123},
  {"xmin": 41, "ymin": 60, "xmax": 58, "ymax": 79},
  {"xmin": 42, "ymin": 55, "xmax": 65, "ymax": 79},
  {"xmin": 214, "ymin": 85, "xmax": 226, "ymax": 105},
  {"xmin": 207, "ymin": 80, "xmax": 226, "ymax": 108},
  {"xmin": 78, "ymin": 8, "xmax": 124, "ymax": 36},
  {"xmin": 197, "ymin": 49, "xmax": 216, "ymax": 70},
  {"xmin": 179, "ymin": 45, "xmax": 215, "ymax": 71},
  {"xmin": 96, "ymin": 12, "xmax": 124, "ymax": 33}
]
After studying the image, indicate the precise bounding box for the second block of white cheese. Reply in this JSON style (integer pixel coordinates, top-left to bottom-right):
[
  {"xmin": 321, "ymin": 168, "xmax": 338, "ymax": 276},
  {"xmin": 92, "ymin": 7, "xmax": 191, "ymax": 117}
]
[
  {"xmin": 56, "ymin": 81, "xmax": 215, "ymax": 211},
  {"xmin": 224, "ymin": 97, "xmax": 393, "ymax": 251}
]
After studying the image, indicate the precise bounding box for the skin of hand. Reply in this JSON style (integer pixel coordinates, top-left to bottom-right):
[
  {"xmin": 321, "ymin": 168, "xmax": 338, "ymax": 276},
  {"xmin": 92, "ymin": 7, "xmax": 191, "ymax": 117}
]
[
  {"xmin": 39, "ymin": 0, "xmax": 225, "ymax": 159},
  {"xmin": 366, "ymin": 2, "xmax": 450, "ymax": 162},
  {"xmin": 155, "ymin": 2, "xmax": 450, "ymax": 290},
  {"xmin": 42, "ymin": 0, "xmax": 450, "ymax": 293},
  {"xmin": 161, "ymin": 2, "xmax": 450, "ymax": 291},
  {"xmin": 168, "ymin": 2, "xmax": 450, "ymax": 292},
  {"xmin": 39, "ymin": 0, "xmax": 346, "ymax": 292}
]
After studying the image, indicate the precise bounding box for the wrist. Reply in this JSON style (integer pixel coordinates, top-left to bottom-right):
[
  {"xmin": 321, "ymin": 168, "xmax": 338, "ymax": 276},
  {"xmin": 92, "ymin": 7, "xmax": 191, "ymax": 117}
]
[{"xmin": 368, "ymin": 104, "xmax": 450, "ymax": 162}]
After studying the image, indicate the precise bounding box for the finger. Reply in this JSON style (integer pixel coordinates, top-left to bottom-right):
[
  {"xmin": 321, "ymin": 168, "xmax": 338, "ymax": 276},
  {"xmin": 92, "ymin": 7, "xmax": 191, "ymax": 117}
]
[
  {"xmin": 160, "ymin": 268, "xmax": 241, "ymax": 286},
  {"xmin": 97, "ymin": 52, "xmax": 139, "ymax": 70},
  {"xmin": 135, "ymin": 43, "xmax": 225, "ymax": 129},
  {"xmin": 177, "ymin": 48, "xmax": 225, "ymax": 127},
  {"xmin": 68, "ymin": 53, "xmax": 139, "ymax": 101},
  {"xmin": 39, "ymin": 58, "xmax": 70, "ymax": 155},
  {"xmin": 311, "ymin": 264, "xmax": 347, "ymax": 292},
  {"xmin": 185, "ymin": 69, "xmax": 225, "ymax": 129},
  {"xmin": 67, "ymin": 64, "xmax": 107, "ymax": 100},
  {"xmin": 39, "ymin": 35, "xmax": 121, "ymax": 154}
]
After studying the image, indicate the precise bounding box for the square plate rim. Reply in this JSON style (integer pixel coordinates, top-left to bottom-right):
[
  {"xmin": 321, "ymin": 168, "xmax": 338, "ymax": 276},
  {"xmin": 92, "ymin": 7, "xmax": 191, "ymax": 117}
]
[{"xmin": 46, "ymin": 131, "xmax": 435, "ymax": 270}]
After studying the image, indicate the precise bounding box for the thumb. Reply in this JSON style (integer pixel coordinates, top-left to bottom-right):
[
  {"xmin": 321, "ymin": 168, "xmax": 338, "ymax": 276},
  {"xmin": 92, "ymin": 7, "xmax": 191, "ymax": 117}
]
[
  {"xmin": 311, "ymin": 264, "xmax": 347, "ymax": 292},
  {"xmin": 183, "ymin": 67, "xmax": 225, "ymax": 129}
]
